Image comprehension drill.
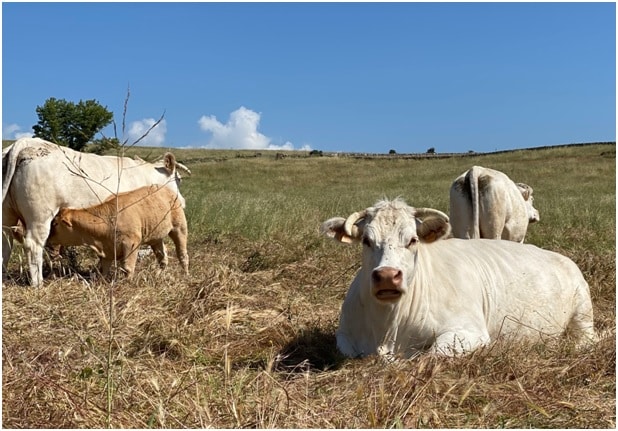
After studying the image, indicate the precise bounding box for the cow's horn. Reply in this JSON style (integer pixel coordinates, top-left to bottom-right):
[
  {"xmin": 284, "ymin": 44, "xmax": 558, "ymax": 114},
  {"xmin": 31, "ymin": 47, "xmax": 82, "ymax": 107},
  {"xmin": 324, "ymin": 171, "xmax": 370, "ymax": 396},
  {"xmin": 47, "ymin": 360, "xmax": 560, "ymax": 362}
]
[
  {"xmin": 344, "ymin": 210, "xmax": 367, "ymax": 238},
  {"xmin": 414, "ymin": 208, "xmax": 449, "ymax": 222},
  {"xmin": 176, "ymin": 161, "xmax": 192, "ymax": 176},
  {"xmin": 156, "ymin": 153, "xmax": 191, "ymax": 176}
]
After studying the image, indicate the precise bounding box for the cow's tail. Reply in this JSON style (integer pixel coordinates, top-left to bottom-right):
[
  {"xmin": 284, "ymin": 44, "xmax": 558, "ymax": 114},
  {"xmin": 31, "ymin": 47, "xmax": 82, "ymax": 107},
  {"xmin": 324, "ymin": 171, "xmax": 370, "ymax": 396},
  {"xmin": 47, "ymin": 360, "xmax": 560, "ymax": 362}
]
[
  {"xmin": 2, "ymin": 143, "xmax": 20, "ymax": 202},
  {"xmin": 468, "ymin": 166, "xmax": 481, "ymax": 239}
]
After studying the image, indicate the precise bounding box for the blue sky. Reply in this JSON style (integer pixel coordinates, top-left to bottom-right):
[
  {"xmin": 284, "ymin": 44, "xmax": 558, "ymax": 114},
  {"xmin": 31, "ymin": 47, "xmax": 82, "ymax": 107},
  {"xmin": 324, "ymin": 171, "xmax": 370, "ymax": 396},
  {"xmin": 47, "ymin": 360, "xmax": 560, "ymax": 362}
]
[{"xmin": 2, "ymin": 2, "xmax": 616, "ymax": 154}]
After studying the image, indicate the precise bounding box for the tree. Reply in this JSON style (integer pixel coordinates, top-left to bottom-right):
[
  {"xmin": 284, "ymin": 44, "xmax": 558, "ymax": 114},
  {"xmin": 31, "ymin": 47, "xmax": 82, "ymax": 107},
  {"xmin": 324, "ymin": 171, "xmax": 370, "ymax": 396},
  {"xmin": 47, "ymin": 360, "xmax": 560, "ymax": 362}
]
[
  {"xmin": 87, "ymin": 137, "xmax": 120, "ymax": 155},
  {"xmin": 33, "ymin": 98, "xmax": 113, "ymax": 151}
]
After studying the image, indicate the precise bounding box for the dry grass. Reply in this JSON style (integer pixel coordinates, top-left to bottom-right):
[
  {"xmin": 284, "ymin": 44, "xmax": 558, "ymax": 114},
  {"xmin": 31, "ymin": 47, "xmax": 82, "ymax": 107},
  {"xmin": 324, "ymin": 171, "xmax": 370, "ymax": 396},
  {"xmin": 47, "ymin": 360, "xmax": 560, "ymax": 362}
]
[{"xmin": 2, "ymin": 144, "xmax": 615, "ymax": 428}]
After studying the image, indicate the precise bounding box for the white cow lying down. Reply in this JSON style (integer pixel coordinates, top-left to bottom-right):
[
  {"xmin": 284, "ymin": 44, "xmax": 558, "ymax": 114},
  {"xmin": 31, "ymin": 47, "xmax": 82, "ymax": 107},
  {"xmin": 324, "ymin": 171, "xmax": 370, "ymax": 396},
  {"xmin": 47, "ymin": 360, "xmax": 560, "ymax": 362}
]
[{"xmin": 321, "ymin": 198, "xmax": 596, "ymax": 359}]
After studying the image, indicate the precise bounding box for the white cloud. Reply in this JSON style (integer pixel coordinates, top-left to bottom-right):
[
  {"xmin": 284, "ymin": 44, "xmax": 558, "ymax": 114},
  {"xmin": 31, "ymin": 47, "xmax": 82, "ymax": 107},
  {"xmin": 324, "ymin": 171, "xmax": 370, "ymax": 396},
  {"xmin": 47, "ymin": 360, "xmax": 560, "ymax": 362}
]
[
  {"xmin": 198, "ymin": 106, "xmax": 310, "ymax": 151},
  {"xmin": 126, "ymin": 118, "xmax": 167, "ymax": 147},
  {"xmin": 3, "ymin": 123, "xmax": 33, "ymax": 140}
]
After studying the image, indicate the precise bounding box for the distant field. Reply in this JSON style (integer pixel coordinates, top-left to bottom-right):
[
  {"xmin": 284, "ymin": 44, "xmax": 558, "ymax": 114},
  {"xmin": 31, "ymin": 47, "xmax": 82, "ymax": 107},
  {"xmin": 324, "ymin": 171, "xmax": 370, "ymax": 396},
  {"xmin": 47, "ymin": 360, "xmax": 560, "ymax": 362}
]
[{"xmin": 2, "ymin": 142, "xmax": 615, "ymax": 428}]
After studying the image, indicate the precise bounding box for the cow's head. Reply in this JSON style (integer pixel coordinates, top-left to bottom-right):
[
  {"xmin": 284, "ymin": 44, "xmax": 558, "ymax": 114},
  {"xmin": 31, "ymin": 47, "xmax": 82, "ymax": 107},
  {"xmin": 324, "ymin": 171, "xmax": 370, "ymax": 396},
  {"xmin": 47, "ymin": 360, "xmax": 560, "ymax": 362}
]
[
  {"xmin": 321, "ymin": 198, "xmax": 450, "ymax": 303},
  {"xmin": 48, "ymin": 208, "xmax": 74, "ymax": 244},
  {"xmin": 150, "ymin": 152, "xmax": 188, "ymax": 208},
  {"xmin": 516, "ymin": 183, "xmax": 540, "ymax": 224}
]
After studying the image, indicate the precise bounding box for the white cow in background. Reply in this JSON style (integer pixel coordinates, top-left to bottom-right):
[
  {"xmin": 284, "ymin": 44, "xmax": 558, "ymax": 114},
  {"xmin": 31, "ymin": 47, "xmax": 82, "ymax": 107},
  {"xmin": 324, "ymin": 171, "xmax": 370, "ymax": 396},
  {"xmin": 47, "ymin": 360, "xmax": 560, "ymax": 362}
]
[
  {"xmin": 449, "ymin": 166, "xmax": 540, "ymax": 242},
  {"xmin": 321, "ymin": 198, "xmax": 596, "ymax": 359},
  {"xmin": 2, "ymin": 137, "xmax": 187, "ymax": 286}
]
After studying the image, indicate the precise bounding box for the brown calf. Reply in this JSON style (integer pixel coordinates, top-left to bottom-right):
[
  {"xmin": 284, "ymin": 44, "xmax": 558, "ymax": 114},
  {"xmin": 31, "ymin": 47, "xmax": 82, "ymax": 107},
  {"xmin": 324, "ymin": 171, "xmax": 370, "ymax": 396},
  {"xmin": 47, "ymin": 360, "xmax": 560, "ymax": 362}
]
[{"xmin": 48, "ymin": 185, "xmax": 189, "ymax": 278}]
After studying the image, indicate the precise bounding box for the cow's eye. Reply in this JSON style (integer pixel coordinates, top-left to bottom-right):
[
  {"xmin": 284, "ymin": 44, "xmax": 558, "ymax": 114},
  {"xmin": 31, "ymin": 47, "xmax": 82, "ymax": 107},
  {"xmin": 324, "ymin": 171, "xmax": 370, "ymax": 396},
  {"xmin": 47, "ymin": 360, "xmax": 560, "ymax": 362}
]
[
  {"xmin": 407, "ymin": 237, "xmax": 418, "ymax": 248},
  {"xmin": 362, "ymin": 236, "xmax": 373, "ymax": 247}
]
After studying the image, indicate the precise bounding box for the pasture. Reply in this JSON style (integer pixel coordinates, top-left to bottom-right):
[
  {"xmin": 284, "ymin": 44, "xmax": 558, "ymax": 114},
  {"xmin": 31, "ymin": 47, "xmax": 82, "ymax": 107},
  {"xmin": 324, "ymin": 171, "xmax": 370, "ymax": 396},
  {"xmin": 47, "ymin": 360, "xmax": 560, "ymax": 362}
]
[{"xmin": 2, "ymin": 143, "xmax": 615, "ymax": 428}]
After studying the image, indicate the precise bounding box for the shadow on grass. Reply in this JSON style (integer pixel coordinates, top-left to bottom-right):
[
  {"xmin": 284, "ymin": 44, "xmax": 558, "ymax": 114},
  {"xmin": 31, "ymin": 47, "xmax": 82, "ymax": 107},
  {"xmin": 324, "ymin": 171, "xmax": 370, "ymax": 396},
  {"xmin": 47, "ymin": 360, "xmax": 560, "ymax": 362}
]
[
  {"xmin": 3, "ymin": 246, "xmax": 95, "ymax": 286},
  {"xmin": 275, "ymin": 326, "xmax": 347, "ymax": 373},
  {"xmin": 2, "ymin": 266, "xmax": 99, "ymax": 287}
]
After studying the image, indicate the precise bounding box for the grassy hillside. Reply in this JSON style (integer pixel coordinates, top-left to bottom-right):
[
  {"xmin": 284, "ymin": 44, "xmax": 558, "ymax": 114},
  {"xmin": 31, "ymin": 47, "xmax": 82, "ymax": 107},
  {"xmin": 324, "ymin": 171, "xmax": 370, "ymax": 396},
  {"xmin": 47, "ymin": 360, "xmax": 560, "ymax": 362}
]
[{"xmin": 2, "ymin": 143, "xmax": 615, "ymax": 428}]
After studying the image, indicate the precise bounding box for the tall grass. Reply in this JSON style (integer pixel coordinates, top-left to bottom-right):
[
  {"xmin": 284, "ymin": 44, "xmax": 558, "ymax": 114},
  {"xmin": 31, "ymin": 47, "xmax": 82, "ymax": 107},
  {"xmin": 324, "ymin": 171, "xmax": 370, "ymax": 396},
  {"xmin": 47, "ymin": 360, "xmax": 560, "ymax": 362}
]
[
  {"xmin": 2, "ymin": 143, "xmax": 615, "ymax": 428},
  {"xmin": 181, "ymin": 145, "xmax": 615, "ymax": 250}
]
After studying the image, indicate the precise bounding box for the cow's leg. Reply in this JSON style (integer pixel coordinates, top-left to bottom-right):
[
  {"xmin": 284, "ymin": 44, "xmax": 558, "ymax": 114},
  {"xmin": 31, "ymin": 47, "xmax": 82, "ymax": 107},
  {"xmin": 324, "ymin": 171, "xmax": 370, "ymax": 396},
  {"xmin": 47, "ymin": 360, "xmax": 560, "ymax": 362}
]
[
  {"xmin": 100, "ymin": 258, "xmax": 114, "ymax": 277},
  {"xmin": 478, "ymin": 189, "xmax": 506, "ymax": 239},
  {"xmin": 502, "ymin": 219, "xmax": 526, "ymax": 243},
  {"xmin": 2, "ymin": 229, "xmax": 14, "ymax": 273},
  {"xmin": 22, "ymin": 221, "xmax": 53, "ymax": 287},
  {"xmin": 449, "ymin": 190, "xmax": 474, "ymax": 239},
  {"xmin": 336, "ymin": 330, "xmax": 361, "ymax": 358},
  {"xmin": 119, "ymin": 237, "xmax": 140, "ymax": 278},
  {"xmin": 169, "ymin": 228, "xmax": 189, "ymax": 274},
  {"xmin": 567, "ymin": 284, "xmax": 598, "ymax": 347},
  {"xmin": 121, "ymin": 253, "xmax": 138, "ymax": 279},
  {"xmin": 480, "ymin": 215, "xmax": 504, "ymax": 240},
  {"xmin": 432, "ymin": 329, "xmax": 490, "ymax": 356},
  {"xmin": 150, "ymin": 240, "xmax": 168, "ymax": 269},
  {"xmin": 2, "ymin": 206, "xmax": 19, "ymax": 273}
]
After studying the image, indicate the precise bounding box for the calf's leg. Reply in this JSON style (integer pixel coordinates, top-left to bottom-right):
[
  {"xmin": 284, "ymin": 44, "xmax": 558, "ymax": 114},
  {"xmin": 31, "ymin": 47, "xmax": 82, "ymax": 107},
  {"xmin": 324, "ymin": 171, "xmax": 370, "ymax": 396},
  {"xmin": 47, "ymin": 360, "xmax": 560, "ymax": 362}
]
[
  {"xmin": 150, "ymin": 240, "xmax": 168, "ymax": 269},
  {"xmin": 119, "ymin": 237, "xmax": 140, "ymax": 278},
  {"xmin": 169, "ymin": 228, "xmax": 189, "ymax": 274}
]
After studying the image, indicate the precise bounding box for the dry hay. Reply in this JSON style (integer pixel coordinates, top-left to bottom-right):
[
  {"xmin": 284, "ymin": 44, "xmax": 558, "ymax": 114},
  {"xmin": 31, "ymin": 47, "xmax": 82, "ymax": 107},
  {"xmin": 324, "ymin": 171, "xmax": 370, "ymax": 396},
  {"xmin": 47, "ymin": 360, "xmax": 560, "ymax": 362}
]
[{"xmin": 2, "ymin": 235, "xmax": 615, "ymax": 428}]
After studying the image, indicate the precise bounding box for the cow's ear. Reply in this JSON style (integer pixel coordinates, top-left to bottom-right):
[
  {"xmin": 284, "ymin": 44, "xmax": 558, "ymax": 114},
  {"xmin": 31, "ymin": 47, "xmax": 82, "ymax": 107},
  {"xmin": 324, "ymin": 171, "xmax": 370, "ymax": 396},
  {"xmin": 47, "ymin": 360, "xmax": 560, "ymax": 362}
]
[
  {"xmin": 414, "ymin": 208, "xmax": 450, "ymax": 243},
  {"xmin": 320, "ymin": 217, "xmax": 358, "ymax": 244},
  {"xmin": 9, "ymin": 225, "xmax": 23, "ymax": 235},
  {"xmin": 88, "ymin": 245, "xmax": 105, "ymax": 258},
  {"xmin": 10, "ymin": 225, "xmax": 25, "ymax": 243},
  {"xmin": 59, "ymin": 213, "xmax": 72, "ymax": 228},
  {"xmin": 517, "ymin": 183, "xmax": 531, "ymax": 201},
  {"xmin": 163, "ymin": 152, "xmax": 177, "ymax": 174}
]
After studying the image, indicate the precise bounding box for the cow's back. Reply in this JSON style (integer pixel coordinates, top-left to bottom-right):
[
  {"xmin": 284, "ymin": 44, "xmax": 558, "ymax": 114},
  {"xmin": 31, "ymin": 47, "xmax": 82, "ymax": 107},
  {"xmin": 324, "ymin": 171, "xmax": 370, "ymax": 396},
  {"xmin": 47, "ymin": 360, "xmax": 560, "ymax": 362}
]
[
  {"xmin": 5, "ymin": 138, "xmax": 181, "ymax": 215},
  {"xmin": 475, "ymin": 169, "xmax": 519, "ymax": 239},
  {"xmin": 16, "ymin": 142, "xmax": 158, "ymax": 204},
  {"xmin": 112, "ymin": 186, "xmax": 184, "ymax": 241},
  {"xmin": 449, "ymin": 166, "xmax": 531, "ymax": 241},
  {"xmin": 421, "ymin": 239, "xmax": 594, "ymax": 340}
]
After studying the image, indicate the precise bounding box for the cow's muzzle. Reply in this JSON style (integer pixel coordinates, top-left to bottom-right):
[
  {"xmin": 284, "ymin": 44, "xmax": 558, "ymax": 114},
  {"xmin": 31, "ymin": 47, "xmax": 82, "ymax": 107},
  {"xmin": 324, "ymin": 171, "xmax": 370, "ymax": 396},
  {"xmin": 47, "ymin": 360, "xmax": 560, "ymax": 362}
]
[{"xmin": 371, "ymin": 267, "xmax": 404, "ymax": 302}]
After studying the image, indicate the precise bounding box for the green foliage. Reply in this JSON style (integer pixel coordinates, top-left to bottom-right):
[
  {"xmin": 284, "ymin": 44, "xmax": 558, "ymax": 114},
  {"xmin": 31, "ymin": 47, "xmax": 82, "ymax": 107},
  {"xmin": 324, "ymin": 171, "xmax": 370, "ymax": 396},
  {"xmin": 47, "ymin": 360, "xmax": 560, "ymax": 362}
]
[
  {"xmin": 32, "ymin": 98, "xmax": 113, "ymax": 151},
  {"xmin": 86, "ymin": 137, "xmax": 121, "ymax": 155}
]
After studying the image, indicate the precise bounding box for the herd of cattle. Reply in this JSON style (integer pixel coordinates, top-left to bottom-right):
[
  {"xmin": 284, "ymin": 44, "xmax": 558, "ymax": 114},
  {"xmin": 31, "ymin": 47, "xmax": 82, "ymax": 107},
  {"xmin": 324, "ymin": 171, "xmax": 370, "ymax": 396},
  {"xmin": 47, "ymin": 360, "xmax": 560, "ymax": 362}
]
[{"xmin": 2, "ymin": 137, "xmax": 598, "ymax": 359}]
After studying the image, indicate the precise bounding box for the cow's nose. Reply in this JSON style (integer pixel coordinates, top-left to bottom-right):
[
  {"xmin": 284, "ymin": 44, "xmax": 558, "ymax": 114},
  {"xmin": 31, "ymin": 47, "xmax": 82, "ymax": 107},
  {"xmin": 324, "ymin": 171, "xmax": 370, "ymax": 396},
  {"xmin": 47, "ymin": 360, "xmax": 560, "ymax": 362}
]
[{"xmin": 372, "ymin": 267, "xmax": 403, "ymax": 288}]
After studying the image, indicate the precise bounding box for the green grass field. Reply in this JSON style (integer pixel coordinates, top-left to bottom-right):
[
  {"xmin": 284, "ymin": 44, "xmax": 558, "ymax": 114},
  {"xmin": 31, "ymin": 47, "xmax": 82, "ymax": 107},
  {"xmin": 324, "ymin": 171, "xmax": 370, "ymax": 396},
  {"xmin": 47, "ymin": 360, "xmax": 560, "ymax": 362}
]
[{"xmin": 2, "ymin": 142, "xmax": 615, "ymax": 428}]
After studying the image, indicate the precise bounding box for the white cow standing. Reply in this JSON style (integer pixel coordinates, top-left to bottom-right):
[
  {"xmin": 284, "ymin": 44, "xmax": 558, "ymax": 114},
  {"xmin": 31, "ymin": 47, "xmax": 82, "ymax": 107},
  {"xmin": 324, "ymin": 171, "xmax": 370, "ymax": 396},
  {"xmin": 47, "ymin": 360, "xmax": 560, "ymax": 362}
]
[
  {"xmin": 321, "ymin": 198, "xmax": 596, "ymax": 359},
  {"xmin": 2, "ymin": 137, "xmax": 187, "ymax": 286},
  {"xmin": 449, "ymin": 166, "xmax": 540, "ymax": 242}
]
